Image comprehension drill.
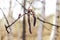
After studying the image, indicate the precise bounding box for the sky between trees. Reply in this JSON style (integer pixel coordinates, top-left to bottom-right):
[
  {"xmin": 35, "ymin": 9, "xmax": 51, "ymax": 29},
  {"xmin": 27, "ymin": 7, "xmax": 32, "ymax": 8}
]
[{"xmin": 0, "ymin": 0, "xmax": 56, "ymax": 19}]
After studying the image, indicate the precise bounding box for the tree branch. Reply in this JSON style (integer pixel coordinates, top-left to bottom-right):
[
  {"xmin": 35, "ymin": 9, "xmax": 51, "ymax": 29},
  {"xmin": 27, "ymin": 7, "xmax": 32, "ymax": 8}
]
[
  {"xmin": 37, "ymin": 17, "xmax": 60, "ymax": 27},
  {"xmin": 0, "ymin": 8, "xmax": 9, "ymax": 25},
  {"xmin": 0, "ymin": 8, "xmax": 10, "ymax": 33}
]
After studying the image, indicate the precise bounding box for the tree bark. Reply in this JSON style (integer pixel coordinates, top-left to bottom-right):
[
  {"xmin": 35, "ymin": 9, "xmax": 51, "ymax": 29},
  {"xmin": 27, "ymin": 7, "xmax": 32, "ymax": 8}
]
[
  {"xmin": 50, "ymin": 17, "xmax": 57, "ymax": 40},
  {"xmin": 22, "ymin": 0, "xmax": 26, "ymax": 40},
  {"xmin": 7, "ymin": 0, "xmax": 13, "ymax": 40},
  {"xmin": 50, "ymin": 0, "xmax": 60, "ymax": 40},
  {"xmin": 37, "ymin": 0, "xmax": 45, "ymax": 40}
]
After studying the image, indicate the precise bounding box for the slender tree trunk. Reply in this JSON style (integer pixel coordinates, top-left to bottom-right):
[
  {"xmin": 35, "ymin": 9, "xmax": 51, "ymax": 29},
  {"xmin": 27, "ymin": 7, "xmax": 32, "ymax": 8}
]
[
  {"xmin": 50, "ymin": 0, "xmax": 60, "ymax": 40},
  {"xmin": 7, "ymin": 0, "xmax": 13, "ymax": 40},
  {"xmin": 37, "ymin": 0, "xmax": 45, "ymax": 40},
  {"xmin": 50, "ymin": 16, "xmax": 57, "ymax": 40},
  {"xmin": 22, "ymin": 0, "xmax": 26, "ymax": 40}
]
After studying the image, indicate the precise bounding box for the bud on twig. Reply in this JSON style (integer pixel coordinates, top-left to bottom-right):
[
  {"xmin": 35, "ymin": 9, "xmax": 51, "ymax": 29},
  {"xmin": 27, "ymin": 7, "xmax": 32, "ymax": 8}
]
[{"xmin": 18, "ymin": 14, "xmax": 21, "ymax": 18}]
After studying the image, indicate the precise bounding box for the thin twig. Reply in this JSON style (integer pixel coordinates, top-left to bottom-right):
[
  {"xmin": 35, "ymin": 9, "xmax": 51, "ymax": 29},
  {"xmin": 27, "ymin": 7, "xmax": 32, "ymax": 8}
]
[
  {"xmin": 6, "ymin": 13, "xmax": 27, "ymax": 28},
  {"xmin": 0, "ymin": 8, "xmax": 9, "ymax": 25},
  {"xmin": 0, "ymin": 8, "xmax": 10, "ymax": 33},
  {"xmin": 37, "ymin": 17, "xmax": 60, "ymax": 27}
]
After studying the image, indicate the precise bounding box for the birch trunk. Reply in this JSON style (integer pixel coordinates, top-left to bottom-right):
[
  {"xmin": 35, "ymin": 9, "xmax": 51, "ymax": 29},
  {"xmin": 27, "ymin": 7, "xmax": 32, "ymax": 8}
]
[
  {"xmin": 50, "ymin": 16, "xmax": 57, "ymax": 40},
  {"xmin": 50, "ymin": 0, "xmax": 60, "ymax": 40},
  {"xmin": 7, "ymin": 0, "xmax": 14, "ymax": 40},
  {"xmin": 37, "ymin": 0, "xmax": 45, "ymax": 40}
]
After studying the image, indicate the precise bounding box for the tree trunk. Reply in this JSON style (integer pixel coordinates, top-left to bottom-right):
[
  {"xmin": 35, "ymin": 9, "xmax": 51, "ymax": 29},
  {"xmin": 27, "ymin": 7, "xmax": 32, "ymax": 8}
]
[
  {"xmin": 50, "ymin": 0, "xmax": 60, "ymax": 40},
  {"xmin": 50, "ymin": 16, "xmax": 57, "ymax": 40},
  {"xmin": 37, "ymin": 0, "xmax": 45, "ymax": 40},
  {"xmin": 7, "ymin": 0, "xmax": 14, "ymax": 40},
  {"xmin": 22, "ymin": 0, "xmax": 26, "ymax": 40}
]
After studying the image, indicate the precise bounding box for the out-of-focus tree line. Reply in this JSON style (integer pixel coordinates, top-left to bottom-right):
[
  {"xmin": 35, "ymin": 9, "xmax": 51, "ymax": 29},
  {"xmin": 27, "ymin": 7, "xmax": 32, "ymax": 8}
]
[{"xmin": 0, "ymin": 0, "xmax": 60, "ymax": 40}]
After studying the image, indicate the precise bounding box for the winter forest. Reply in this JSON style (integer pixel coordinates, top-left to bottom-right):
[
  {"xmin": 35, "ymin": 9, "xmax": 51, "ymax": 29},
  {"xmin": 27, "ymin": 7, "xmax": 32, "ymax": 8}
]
[{"xmin": 0, "ymin": 0, "xmax": 60, "ymax": 40}]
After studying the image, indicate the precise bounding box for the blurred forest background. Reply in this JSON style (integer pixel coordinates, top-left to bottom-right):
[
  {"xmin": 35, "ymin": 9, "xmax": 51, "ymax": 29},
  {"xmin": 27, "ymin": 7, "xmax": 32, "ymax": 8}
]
[{"xmin": 0, "ymin": 0, "xmax": 60, "ymax": 40}]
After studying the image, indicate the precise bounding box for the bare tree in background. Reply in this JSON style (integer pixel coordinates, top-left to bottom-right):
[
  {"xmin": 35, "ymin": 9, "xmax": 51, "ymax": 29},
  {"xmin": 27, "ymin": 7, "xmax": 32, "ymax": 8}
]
[
  {"xmin": 50, "ymin": 15, "xmax": 57, "ymax": 40},
  {"xmin": 6, "ymin": 0, "xmax": 14, "ymax": 40},
  {"xmin": 37, "ymin": 0, "xmax": 45, "ymax": 40},
  {"xmin": 50, "ymin": 0, "xmax": 60, "ymax": 40},
  {"xmin": 22, "ymin": 0, "xmax": 26, "ymax": 40},
  {"xmin": 1, "ymin": 0, "xmax": 60, "ymax": 40}
]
